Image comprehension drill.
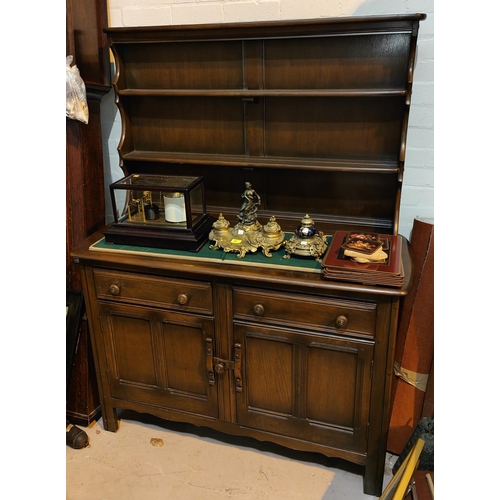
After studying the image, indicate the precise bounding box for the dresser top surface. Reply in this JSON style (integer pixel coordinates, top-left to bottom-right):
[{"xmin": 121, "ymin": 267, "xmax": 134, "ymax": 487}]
[{"xmin": 72, "ymin": 228, "xmax": 412, "ymax": 298}]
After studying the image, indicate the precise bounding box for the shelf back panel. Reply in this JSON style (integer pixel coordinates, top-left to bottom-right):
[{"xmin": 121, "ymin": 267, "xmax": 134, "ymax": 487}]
[
  {"xmin": 122, "ymin": 97, "xmax": 246, "ymax": 155},
  {"xmin": 121, "ymin": 161, "xmax": 398, "ymax": 232},
  {"xmin": 120, "ymin": 95, "xmax": 405, "ymax": 162},
  {"xmin": 116, "ymin": 41, "xmax": 244, "ymax": 90},
  {"xmin": 263, "ymin": 33, "xmax": 411, "ymax": 90},
  {"xmin": 264, "ymin": 96, "xmax": 405, "ymax": 161}
]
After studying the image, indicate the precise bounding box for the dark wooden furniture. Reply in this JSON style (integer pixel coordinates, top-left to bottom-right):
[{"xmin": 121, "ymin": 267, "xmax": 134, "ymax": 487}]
[
  {"xmin": 72, "ymin": 15, "xmax": 425, "ymax": 495},
  {"xmin": 66, "ymin": 0, "xmax": 111, "ymax": 425}
]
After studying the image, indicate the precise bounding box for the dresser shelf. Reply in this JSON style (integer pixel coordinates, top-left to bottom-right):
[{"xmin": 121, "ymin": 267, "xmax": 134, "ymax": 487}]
[
  {"xmin": 122, "ymin": 151, "xmax": 401, "ymax": 173},
  {"xmin": 118, "ymin": 89, "xmax": 408, "ymax": 97},
  {"xmin": 105, "ymin": 14, "xmax": 424, "ymax": 236}
]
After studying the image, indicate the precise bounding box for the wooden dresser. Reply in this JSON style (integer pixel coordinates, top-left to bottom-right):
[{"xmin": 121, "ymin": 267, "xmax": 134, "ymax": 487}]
[{"xmin": 72, "ymin": 14, "xmax": 425, "ymax": 495}]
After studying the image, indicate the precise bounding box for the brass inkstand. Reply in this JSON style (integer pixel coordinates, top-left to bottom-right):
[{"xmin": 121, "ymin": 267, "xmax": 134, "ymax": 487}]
[
  {"xmin": 209, "ymin": 182, "xmax": 285, "ymax": 258},
  {"xmin": 283, "ymin": 214, "xmax": 328, "ymax": 262}
]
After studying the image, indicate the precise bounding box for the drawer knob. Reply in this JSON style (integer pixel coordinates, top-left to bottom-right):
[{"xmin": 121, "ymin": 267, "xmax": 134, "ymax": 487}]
[
  {"xmin": 335, "ymin": 315, "xmax": 348, "ymax": 328},
  {"xmin": 177, "ymin": 293, "xmax": 189, "ymax": 305},
  {"xmin": 253, "ymin": 303, "xmax": 265, "ymax": 316},
  {"xmin": 214, "ymin": 362, "xmax": 225, "ymax": 374},
  {"xmin": 109, "ymin": 284, "xmax": 121, "ymax": 296}
]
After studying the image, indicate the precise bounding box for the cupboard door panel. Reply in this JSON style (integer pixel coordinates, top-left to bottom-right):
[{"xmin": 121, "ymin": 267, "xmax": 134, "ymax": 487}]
[
  {"xmin": 161, "ymin": 320, "xmax": 210, "ymax": 396},
  {"xmin": 306, "ymin": 346, "xmax": 359, "ymax": 428},
  {"xmin": 99, "ymin": 302, "xmax": 218, "ymax": 418},
  {"xmin": 245, "ymin": 336, "xmax": 294, "ymax": 415},
  {"xmin": 235, "ymin": 323, "xmax": 373, "ymax": 452},
  {"xmin": 110, "ymin": 313, "xmax": 157, "ymax": 386}
]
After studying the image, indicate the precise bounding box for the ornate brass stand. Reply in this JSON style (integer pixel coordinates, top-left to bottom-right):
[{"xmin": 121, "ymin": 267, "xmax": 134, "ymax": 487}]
[
  {"xmin": 283, "ymin": 214, "xmax": 328, "ymax": 262},
  {"xmin": 209, "ymin": 183, "xmax": 285, "ymax": 258}
]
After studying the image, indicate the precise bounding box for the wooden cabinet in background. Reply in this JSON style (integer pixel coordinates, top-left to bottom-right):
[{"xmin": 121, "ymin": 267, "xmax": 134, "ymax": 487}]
[
  {"xmin": 66, "ymin": 0, "xmax": 111, "ymax": 425},
  {"xmin": 72, "ymin": 15, "xmax": 425, "ymax": 495}
]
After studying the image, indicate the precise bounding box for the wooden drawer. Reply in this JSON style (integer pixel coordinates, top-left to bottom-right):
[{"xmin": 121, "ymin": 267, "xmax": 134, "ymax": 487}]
[
  {"xmin": 93, "ymin": 269, "xmax": 213, "ymax": 315},
  {"xmin": 233, "ymin": 287, "xmax": 376, "ymax": 338}
]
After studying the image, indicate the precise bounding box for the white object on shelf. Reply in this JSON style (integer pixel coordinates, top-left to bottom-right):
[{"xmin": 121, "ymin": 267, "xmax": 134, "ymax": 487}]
[{"xmin": 164, "ymin": 193, "xmax": 186, "ymax": 223}]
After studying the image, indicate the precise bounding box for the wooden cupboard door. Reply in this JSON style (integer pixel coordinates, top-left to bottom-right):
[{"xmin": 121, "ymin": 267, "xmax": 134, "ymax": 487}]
[
  {"xmin": 98, "ymin": 302, "xmax": 218, "ymax": 418},
  {"xmin": 234, "ymin": 323, "xmax": 374, "ymax": 453}
]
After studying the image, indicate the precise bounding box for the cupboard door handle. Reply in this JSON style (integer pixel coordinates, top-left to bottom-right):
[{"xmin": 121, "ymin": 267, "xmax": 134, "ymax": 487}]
[
  {"xmin": 206, "ymin": 337, "xmax": 215, "ymax": 385},
  {"xmin": 253, "ymin": 303, "xmax": 265, "ymax": 316},
  {"xmin": 214, "ymin": 362, "xmax": 225, "ymax": 374},
  {"xmin": 177, "ymin": 293, "xmax": 189, "ymax": 305},
  {"xmin": 109, "ymin": 284, "xmax": 121, "ymax": 296},
  {"xmin": 234, "ymin": 343, "xmax": 242, "ymax": 392},
  {"xmin": 335, "ymin": 315, "xmax": 348, "ymax": 328}
]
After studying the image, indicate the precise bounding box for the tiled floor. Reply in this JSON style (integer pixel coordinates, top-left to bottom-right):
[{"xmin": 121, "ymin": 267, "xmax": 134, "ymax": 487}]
[{"xmin": 67, "ymin": 410, "xmax": 395, "ymax": 499}]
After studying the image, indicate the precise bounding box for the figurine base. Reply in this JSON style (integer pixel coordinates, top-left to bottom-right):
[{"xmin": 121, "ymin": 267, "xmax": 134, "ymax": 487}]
[{"xmin": 209, "ymin": 216, "xmax": 285, "ymax": 258}]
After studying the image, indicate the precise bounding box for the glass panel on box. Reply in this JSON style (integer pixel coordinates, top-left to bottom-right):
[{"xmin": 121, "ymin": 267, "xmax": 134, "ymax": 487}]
[
  {"xmin": 111, "ymin": 174, "xmax": 206, "ymax": 230},
  {"xmin": 189, "ymin": 183, "xmax": 205, "ymax": 226}
]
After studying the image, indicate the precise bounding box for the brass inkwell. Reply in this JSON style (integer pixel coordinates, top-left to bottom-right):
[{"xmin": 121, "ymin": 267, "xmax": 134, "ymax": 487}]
[
  {"xmin": 283, "ymin": 214, "xmax": 328, "ymax": 262},
  {"xmin": 209, "ymin": 182, "xmax": 285, "ymax": 258}
]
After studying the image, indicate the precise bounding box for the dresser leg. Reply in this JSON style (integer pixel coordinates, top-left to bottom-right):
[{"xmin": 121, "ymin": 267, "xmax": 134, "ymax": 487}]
[
  {"xmin": 100, "ymin": 403, "xmax": 118, "ymax": 432},
  {"xmin": 363, "ymin": 456, "xmax": 384, "ymax": 497}
]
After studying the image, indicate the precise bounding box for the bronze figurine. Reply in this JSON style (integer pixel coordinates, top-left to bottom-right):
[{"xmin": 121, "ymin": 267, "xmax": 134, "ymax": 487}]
[{"xmin": 209, "ymin": 183, "xmax": 284, "ymax": 258}]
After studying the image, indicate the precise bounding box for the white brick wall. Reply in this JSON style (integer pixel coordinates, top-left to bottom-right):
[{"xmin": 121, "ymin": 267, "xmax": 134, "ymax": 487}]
[{"xmin": 101, "ymin": 0, "xmax": 434, "ymax": 240}]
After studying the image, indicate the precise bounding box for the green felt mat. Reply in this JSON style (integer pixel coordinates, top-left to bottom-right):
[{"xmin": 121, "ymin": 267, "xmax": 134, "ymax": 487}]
[{"xmin": 90, "ymin": 235, "xmax": 331, "ymax": 274}]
